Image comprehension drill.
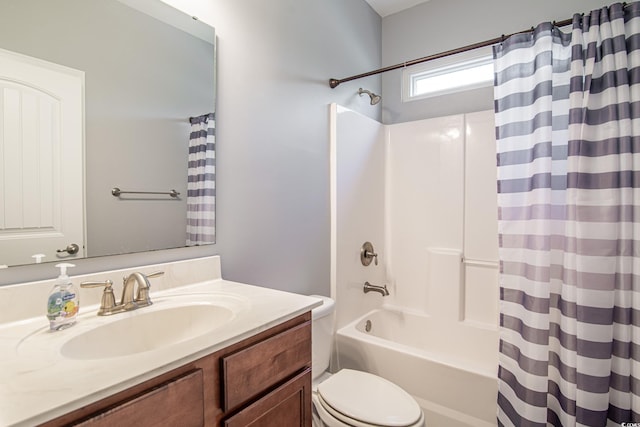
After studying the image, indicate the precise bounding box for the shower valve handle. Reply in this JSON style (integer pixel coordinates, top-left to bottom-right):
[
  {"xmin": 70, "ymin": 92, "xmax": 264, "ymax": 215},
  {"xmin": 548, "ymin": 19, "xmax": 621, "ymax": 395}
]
[{"xmin": 361, "ymin": 242, "xmax": 378, "ymax": 266}]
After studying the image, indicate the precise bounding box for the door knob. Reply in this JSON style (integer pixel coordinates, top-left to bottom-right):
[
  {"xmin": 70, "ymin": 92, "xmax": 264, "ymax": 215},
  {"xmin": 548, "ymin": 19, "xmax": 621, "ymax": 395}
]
[{"xmin": 57, "ymin": 243, "xmax": 79, "ymax": 255}]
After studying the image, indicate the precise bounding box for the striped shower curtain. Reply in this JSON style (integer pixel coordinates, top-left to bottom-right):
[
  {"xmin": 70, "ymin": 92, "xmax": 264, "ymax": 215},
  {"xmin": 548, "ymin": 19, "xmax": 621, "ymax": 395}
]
[
  {"xmin": 494, "ymin": 2, "xmax": 640, "ymax": 425},
  {"xmin": 187, "ymin": 113, "xmax": 216, "ymax": 245}
]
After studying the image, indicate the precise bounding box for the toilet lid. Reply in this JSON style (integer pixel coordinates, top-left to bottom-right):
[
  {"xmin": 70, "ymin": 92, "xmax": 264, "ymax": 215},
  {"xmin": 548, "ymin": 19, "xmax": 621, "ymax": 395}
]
[{"xmin": 317, "ymin": 369, "xmax": 422, "ymax": 427}]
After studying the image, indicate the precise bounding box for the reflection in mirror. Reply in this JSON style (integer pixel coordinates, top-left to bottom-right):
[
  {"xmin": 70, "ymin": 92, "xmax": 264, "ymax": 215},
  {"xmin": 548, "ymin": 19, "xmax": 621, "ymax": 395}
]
[{"xmin": 0, "ymin": 0, "xmax": 216, "ymax": 267}]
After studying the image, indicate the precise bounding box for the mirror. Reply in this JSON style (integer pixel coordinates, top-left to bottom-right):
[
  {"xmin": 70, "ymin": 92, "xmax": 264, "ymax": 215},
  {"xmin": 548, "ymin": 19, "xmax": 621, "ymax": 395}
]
[{"xmin": 0, "ymin": 0, "xmax": 216, "ymax": 267}]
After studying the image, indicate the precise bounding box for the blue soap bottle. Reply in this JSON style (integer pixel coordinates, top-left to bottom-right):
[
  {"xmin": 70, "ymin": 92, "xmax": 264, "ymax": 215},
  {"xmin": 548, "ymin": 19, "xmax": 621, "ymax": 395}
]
[{"xmin": 46, "ymin": 263, "xmax": 79, "ymax": 331}]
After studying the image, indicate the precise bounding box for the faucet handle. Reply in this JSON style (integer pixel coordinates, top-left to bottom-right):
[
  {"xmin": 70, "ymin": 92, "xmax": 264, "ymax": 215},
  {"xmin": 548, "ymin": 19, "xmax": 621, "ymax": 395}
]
[
  {"xmin": 146, "ymin": 271, "xmax": 165, "ymax": 279},
  {"xmin": 80, "ymin": 280, "xmax": 120, "ymax": 316}
]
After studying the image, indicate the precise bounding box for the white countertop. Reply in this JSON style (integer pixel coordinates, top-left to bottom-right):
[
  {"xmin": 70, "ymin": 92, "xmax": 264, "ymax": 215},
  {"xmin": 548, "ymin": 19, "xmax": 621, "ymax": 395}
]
[{"xmin": 0, "ymin": 258, "xmax": 321, "ymax": 427}]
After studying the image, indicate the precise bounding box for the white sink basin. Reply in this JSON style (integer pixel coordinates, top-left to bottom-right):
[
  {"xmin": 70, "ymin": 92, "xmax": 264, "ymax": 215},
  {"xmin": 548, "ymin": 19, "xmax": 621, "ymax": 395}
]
[
  {"xmin": 61, "ymin": 303, "xmax": 234, "ymax": 359},
  {"xmin": 16, "ymin": 293, "xmax": 249, "ymax": 360}
]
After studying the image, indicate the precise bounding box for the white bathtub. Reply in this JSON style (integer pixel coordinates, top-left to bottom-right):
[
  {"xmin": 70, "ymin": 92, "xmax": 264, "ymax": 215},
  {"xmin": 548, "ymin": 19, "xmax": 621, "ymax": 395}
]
[{"xmin": 336, "ymin": 307, "xmax": 499, "ymax": 427}]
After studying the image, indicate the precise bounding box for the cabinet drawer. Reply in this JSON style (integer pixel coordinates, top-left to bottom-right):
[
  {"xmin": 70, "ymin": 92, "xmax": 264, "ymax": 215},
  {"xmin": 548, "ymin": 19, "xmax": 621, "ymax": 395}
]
[
  {"xmin": 222, "ymin": 320, "xmax": 311, "ymax": 411},
  {"xmin": 223, "ymin": 368, "xmax": 311, "ymax": 427},
  {"xmin": 74, "ymin": 369, "xmax": 204, "ymax": 427}
]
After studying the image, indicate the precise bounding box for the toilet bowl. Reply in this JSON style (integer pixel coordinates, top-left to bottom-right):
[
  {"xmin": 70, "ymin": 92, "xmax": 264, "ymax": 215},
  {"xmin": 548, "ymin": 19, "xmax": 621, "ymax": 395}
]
[{"xmin": 310, "ymin": 295, "xmax": 425, "ymax": 427}]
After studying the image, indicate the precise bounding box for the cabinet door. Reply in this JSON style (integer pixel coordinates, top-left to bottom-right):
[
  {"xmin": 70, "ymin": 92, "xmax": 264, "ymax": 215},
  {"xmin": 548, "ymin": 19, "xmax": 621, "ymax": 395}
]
[
  {"xmin": 75, "ymin": 369, "xmax": 204, "ymax": 427},
  {"xmin": 223, "ymin": 369, "xmax": 311, "ymax": 427}
]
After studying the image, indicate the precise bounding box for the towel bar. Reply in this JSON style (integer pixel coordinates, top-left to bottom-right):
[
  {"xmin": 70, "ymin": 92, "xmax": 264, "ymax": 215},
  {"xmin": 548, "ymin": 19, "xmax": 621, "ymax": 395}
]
[
  {"xmin": 111, "ymin": 187, "xmax": 180, "ymax": 198},
  {"xmin": 462, "ymin": 257, "xmax": 499, "ymax": 268}
]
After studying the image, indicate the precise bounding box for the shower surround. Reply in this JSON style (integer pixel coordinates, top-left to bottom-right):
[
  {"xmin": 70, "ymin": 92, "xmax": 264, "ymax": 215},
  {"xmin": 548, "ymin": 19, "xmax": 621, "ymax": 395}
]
[{"xmin": 330, "ymin": 104, "xmax": 499, "ymax": 426}]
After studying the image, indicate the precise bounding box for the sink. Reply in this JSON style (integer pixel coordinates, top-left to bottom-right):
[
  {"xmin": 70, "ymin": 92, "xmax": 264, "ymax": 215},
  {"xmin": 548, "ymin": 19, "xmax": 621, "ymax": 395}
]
[
  {"xmin": 16, "ymin": 293, "xmax": 249, "ymax": 360},
  {"xmin": 61, "ymin": 303, "xmax": 235, "ymax": 359}
]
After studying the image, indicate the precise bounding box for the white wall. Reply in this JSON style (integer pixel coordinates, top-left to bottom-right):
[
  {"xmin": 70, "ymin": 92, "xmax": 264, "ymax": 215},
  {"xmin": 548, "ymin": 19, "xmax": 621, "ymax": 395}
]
[
  {"xmin": 381, "ymin": 0, "xmax": 613, "ymax": 123},
  {"xmin": 333, "ymin": 107, "xmax": 498, "ymax": 331},
  {"xmin": 331, "ymin": 104, "xmax": 386, "ymax": 329},
  {"xmin": 464, "ymin": 111, "xmax": 500, "ymax": 325},
  {"xmin": 386, "ymin": 110, "xmax": 498, "ymax": 327},
  {"xmin": 386, "ymin": 115, "xmax": 465, "ymax": 313}
]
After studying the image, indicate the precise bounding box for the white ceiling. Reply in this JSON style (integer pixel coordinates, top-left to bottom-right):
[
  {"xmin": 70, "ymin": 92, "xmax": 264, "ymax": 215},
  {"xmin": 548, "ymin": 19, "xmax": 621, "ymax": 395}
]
[{"xmin": 364, "ymin": 0, "xmax": 430, "ymax": 17}]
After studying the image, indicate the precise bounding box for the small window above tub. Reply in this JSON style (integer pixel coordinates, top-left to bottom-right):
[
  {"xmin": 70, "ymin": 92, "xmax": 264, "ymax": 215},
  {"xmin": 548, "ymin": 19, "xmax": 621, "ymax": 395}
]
[{"xmin": 402, "ymin": 46, "xmax": 494, "ymax": 102}]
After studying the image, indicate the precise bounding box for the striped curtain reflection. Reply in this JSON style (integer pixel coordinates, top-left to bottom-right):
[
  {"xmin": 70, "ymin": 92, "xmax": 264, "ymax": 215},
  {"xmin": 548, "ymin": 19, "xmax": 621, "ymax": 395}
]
[
  {"xmin": 187, "ymin": 113, "xmax": 216, "ymax": 246},
  {"xmin": 494, "ymin": 2, "xmax": 640, "ymax": 425}
]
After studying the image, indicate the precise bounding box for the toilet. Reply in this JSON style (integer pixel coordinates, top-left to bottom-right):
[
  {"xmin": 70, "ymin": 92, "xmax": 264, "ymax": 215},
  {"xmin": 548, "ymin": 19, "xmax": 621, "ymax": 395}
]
[{"xmin": 310, "ymin": 295, "xmax": 425, "ymax": 427}]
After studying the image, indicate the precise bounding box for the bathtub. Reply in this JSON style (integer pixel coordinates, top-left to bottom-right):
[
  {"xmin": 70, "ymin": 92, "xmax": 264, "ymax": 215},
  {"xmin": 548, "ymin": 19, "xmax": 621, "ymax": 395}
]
[{"xmin": 336, "ymin": 307, "xmax": 499, "ymax": 427}]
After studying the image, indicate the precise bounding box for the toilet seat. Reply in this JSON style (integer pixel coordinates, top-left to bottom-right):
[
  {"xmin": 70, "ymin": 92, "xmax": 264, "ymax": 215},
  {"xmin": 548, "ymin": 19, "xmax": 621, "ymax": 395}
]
[{"xmin": 316, "ymin": 369, "xmax": 424, "ymax": 427}]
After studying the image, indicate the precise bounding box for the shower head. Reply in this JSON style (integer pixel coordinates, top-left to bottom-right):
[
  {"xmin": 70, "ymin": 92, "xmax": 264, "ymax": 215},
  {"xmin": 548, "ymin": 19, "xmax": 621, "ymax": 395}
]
[{"xmin": 358, "ymin": 88, "xmax": 382, "ymax": 105}]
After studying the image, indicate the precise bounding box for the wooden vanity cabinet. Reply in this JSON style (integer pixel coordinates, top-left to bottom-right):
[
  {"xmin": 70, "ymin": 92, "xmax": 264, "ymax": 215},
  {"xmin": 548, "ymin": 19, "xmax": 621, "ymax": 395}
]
[{"xmin": 40, "ymin": 312, "xmax": 312, "ymax": 427}]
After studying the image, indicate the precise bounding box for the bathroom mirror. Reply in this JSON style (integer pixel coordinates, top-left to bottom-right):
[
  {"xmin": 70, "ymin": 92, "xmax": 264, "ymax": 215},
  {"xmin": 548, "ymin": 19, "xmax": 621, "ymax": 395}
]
[{"xmin": 0, "ymin": 0, "xmax": 216, "ymax": 267}]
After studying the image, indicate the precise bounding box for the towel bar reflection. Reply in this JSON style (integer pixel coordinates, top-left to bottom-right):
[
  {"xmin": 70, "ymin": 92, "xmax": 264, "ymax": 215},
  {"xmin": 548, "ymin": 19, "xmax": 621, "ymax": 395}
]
[
  {"xmin": 111, "ymin": 187, "xmax": 180, "ymax": 198},
  {"xmin": 461, "ymin": 257, "xmax": 499, "ymax": 268}
]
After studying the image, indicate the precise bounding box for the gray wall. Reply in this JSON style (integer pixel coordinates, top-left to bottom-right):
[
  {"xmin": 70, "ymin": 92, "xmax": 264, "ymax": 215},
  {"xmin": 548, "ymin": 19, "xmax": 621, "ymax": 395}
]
[
  {"xmin": 210, "ymin": 0, "xmax": 381, "ymax": 294},
  {"xmin": 381, "ymin": 0, "xmax": 613, "ymax": 124},
  {"xmin": 0, "ymin": 0, "xmax": 381, "ymax": 294}
]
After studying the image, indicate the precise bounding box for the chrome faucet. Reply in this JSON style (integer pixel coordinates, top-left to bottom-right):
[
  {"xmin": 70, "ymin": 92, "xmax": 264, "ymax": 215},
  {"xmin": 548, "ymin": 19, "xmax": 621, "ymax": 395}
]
[
  {"xmin": 134, "ymin": 271, "xmax": 163, "ymax": 307},
  {"xmin": 121, "ymin": 272, "xmax": 145, "ymax": 310},
  {"xmin": 81, "ymin": 271, "xmax": 164, "ymax": 316},
  {"xmin": 363, "ymin": 281, "xmax": 389, "ymax": 296},
  {"xmin": 121, "ymin": 271, "xmax": 164, "ymax": 310}
]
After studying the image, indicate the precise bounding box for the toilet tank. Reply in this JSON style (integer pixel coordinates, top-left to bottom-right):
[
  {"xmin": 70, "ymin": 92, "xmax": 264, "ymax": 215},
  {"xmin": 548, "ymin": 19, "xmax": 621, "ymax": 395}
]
[{"xmin": 310, "ymin": 295, "xmax": 335, "ymax": 380}]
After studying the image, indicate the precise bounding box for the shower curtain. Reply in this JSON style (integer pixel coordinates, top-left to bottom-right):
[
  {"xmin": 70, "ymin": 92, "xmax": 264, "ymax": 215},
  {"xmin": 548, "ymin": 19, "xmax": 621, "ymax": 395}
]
[
  {"xmin": 187, "ymin": 113, "xmax": 216, "ymax": 245},
  {"xmin": 494, "ymin": 2, "xmax": 640, "ymax": 425}
]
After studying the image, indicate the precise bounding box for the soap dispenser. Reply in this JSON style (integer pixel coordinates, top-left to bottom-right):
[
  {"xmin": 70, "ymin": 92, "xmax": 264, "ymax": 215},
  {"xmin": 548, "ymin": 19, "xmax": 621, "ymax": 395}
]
[{"xmin": 46, "ymin": 263, "xmax": 79, "ymax": 331}]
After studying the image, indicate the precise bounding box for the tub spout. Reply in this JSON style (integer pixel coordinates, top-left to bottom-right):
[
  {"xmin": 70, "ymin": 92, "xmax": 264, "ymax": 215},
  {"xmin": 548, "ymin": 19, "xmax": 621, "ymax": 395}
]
[{"xmin": 363, "ymin": 281, "xmax": 389, "ymax": 296}]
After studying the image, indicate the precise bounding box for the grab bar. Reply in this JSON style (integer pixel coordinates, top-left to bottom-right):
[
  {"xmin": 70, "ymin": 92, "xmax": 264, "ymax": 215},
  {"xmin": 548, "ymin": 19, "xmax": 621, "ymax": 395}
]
[{"xmin": 111, "ymin": 187, "xmax": 180, "ymax": 198}]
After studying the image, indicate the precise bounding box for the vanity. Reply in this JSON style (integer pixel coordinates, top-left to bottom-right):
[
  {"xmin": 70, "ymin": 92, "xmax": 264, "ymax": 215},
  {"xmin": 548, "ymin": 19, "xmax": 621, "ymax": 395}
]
[{"xmin": 0, "ymin": 256, "xmax": 320, "ymax": 426}]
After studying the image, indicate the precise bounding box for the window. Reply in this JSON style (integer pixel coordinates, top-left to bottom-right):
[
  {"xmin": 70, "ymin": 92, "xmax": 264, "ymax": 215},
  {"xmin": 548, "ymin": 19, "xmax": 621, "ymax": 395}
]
[{"xmin": 403, "ymin": 46, "xmax": 494, "ymax": 101}]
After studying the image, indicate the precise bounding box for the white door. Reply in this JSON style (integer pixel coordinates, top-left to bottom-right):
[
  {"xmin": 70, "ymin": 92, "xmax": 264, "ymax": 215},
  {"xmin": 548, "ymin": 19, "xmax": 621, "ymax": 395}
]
[{"xmin": 0, "ymin": 48, "xmax": 85, "ymax": 266}]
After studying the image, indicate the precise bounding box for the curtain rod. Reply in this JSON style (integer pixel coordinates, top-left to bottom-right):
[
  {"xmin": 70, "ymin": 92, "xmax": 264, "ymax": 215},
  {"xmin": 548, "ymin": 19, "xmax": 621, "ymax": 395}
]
[{"xmin": 328, "ymin": 17, "xmax": 574, "ymax": 88}]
